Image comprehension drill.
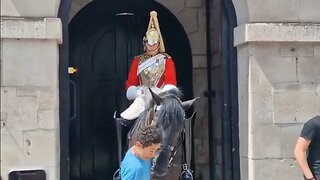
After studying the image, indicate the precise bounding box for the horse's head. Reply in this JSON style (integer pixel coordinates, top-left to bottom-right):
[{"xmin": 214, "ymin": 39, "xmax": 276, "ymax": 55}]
[{"xmin": 149, "ymin": 88, "xmax": 198, "ymax": 177}]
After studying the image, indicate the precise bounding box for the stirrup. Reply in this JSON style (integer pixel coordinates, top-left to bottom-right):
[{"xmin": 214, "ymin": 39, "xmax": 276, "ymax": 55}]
[
  {"xmin": 113, "ymin": 112, "xmax": 136, "ymax": 127},
  {"xmin": 113, "ymin": 168, "xmax": 121, "ymax": 180},
  {"xmin": 180, "ymin": 169, "xmax": 193, "ymax": 180}
]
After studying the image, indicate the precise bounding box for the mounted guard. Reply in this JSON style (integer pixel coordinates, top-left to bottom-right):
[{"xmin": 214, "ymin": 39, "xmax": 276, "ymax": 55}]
[{"xmin": 120, "ymin": 11, "xmax": 177, "ymax": 120}]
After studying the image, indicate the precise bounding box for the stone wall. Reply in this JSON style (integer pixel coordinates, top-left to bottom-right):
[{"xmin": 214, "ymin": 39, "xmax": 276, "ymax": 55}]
[
  {"xmin": 233, "ymin": 0, "xmax": 320, "ymax": 179},
  {"xmin": 0, "ymin": 1, "xmax": 62, "ymax": 179},
  {"xmin": 235, "ymin": 23, "xmax": 320, "ymax": 180}
]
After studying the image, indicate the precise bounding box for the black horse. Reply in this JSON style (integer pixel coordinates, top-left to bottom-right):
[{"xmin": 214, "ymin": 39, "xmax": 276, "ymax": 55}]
[{"xmin": 126, "ymin": 88, "xmax": 198, "ymax": 180}]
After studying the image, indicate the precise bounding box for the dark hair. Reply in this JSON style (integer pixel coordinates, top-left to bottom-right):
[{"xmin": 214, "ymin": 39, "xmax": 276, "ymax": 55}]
[{"xmin": 136, "ymin": 125, "xmax": 162, "ymax": 148}]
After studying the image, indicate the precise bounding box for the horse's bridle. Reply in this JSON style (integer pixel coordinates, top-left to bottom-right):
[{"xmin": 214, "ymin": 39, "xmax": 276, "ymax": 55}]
[{"xmin": 151, "ymin": 128, "xmax": 185, "ymax": 174}]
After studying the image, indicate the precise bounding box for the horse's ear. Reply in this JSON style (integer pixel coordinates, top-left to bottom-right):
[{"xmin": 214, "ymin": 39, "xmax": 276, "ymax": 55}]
[
  {"xmin": 181, "ymin": 97, "xmax": 199, "ymax": 110},
  {"xmin": 149, "ymin": 88, "xmax": 162, "ymax": 105}
]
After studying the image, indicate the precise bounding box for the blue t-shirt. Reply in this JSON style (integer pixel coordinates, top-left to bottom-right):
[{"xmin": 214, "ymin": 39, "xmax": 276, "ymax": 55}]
[{"xmin": 121, "ymin": 147, "xmax": 151, "ymax": 180}]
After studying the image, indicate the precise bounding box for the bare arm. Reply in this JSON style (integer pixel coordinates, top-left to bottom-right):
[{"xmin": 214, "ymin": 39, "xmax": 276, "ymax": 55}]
[{"xmin": 294, "ymin": 137, "xmax": 314, "ymax": 179}]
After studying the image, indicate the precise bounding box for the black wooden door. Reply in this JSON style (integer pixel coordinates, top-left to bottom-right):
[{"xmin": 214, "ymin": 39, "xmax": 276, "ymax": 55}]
[
  {"xmin": 68, "ymin": 1, "xmax": 193, "ymax": 179},
  {"xmin": 69, "ymin": 15, "xmax": 143, "ymax": 180}
]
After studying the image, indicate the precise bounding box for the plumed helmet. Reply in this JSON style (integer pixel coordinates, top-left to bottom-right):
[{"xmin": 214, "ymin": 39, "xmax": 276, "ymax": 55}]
[{"xmin": 144, "ymin": 11, "xmax": 165, "ymax": 52}]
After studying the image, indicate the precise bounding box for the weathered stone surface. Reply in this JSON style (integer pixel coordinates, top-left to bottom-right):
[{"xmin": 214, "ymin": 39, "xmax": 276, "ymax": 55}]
[
  {"xmin": 188, "ymin": 30, "xmax": 206, "ymax": 54},
  {"xmin": 45, "ymin": 166, "xmax": 58, "ymax": 180},
  {"xmin": 2, "ymin": 39, "xmax": 59, "ymax": 87},
  {"xmin": 234, "ymin": 23, "xmax": 320, "ymax": 46},
  {"xmin": 250, "ymin": 124, "xmax": 281, "ymax": 159},
  {"xmin": 38, "ymin": 87, "xmax": 58, "ymax": 110},
  {"xmin": 249, "ymin": 43, "xmax": 297, "ymax": 84},
  {"xmin": 16, "ymin": 86, "xmax": 37, "ymax": 97},
  {"xmin": 233, "ymin": 0, "xmax": 320, "ymax": 24},
  {"xmin": 186, "ymin": 0, "xmax": 202, "ymax": 8},
  {"xmin": 232, "ymin": 0, "xmax": 249, "ymax": 25},
  {"xmin": 250, "ymin": 93, "xmax": 273, "ymax": 124},
  {"xmin": 1, "ymin": 18, "xmax": 62, "ymax": 43},
  {"xmin": 192, "ymin": 55, "xmax": 207, "ymax": 68},
  {"xmin": 1, "ymin": 112, "xmax": 7, "ymax": 121},
  {"xmin": 238, "ymin": 84, "xmax": 248, "ymax": 124},
  {"xmin": 297, "ymin": 57, "xmax": 320, "ymax": 83},
  {"xmin": 197, "ymin": 7, "xmax": 207, "ymax": 32},
  {"xmin": 0, "ymin": 0, "xmax": 60, "ymax": 17},
  {"xmin": 194, "ymin": 138, "xmax": 209, "ymax": 164},
  {"xmin": 69, "ymin": 0, "xmax": 93, "ymax": 21},
  {"xmin": 251, "ymin": 159, "xmax": 301, "ymax": 180},
  {"xmin": 156, "ymin": 0, "xmax": 185, "ymax": 15},
  {"xmin": 299, "ymin": 0, "xmax": 320, "ymax": 23},
  {"xmin": 247, "ymin": 0, "xmax": 299, "ymax": 22},
  {"xmin": 38, "ymin": 109, "xmax": 58, "ymax": 129},
  {"xmin": 239, "ymin": 123, "xmax": 248, "ymax": 157},
  {"xmin": 176, "ymin": 8, "xmax": 198, "ymax": 34},
  {"xmin": 1, "ymin": 87, "xmax": 38, "ymax": 130},
  {"xmin": 23, "ymin": 130, "xmax": 57, "ymax": 166},
  {"xmin": 280, "ymin": 43, "xmax": 314, "ymax": 57},
  {"xmin": 193, "ymin": 69, "xmax": 209, "ymax": 164},
  {"xmin": 240, "ymin": 157, "xmax": 249, "ymax": 180},
  {"xmin": 237, "ymin": 46, "xmax": 249, "ymax": 86},
  {"xmin": 280, "ymin": 124, "xmax": 303, "ymax": 158},
  {"xmin": 273, "ymin": 88, "xmax": 318, "ymax": 123},
  {"xmin": 315, "ymin": 45, "xmax": 320, "ymax": 83},
  {"xmin": 1, "ymin": 130, "xmax": 25, "ymax": 167}
]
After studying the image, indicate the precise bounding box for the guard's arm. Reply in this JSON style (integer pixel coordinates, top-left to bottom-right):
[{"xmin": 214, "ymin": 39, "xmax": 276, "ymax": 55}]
[
  {"xmin": 294, "ymin": 137, "xmax": 314, "ymax": 179},
  {"xmin": 126, "ymin": 58, "xmax": 140, "ymax": 89},
  {"xmin": 164, "ymin": 58, "xmax": 177, "ymax": 86}
]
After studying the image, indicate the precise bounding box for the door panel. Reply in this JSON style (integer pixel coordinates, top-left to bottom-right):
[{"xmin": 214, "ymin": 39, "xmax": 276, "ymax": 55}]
[
  {"xmin": 70, "ymin": 18, "xmax": 143, "ymax": 180},
  {"xmin": 69, "ymin": 2, "xmax": 194, "ymax": 179}
]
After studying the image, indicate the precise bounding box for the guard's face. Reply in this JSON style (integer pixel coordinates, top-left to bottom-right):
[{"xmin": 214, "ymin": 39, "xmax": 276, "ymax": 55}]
[{"xmin": 146, "ymin": 42, "xmax": 160, "ymax": 52}]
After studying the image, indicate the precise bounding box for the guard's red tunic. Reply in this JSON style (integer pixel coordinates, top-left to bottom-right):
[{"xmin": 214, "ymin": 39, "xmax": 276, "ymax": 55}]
[{"xmin": 125, "ymin": 54, "xmax": 177, "ymax": 89}]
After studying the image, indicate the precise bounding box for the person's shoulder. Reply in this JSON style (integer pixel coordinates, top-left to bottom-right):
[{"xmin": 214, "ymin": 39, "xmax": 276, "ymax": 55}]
[
  {"xmin": 307, "ymin": 115, "xmax": 320, "ymax": 125},
  {"xmin": 302, "ymin": 115, "xmax": 320, "ymax": 132}
]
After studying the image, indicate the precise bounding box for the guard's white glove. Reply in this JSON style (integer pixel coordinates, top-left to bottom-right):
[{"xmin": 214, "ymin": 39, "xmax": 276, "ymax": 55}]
[
  {"xmin": 126, "ymin": 86, "xmax": 137, "ymax": 100},
  {"xmin": 126, "ymin": 85, "xmax": 147, "ymax": 100}
]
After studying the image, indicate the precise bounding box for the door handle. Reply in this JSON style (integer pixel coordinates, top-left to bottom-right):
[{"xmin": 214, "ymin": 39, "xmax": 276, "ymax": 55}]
[{"xmin": 70, "ymin": 80, "xmax": 77, "ymax": 121}]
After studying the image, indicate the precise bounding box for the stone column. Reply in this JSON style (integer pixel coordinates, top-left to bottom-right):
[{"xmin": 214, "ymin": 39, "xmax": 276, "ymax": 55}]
[
  {"xmin": 234, "ymin": 23, "xmax": 320, "ymax": 180},
  {"xmin": 1, "ymin": 1, "xmax": 62, "ymax": 179}
]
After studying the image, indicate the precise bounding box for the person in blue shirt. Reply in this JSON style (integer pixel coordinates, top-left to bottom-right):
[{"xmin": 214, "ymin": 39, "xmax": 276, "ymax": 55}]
[{"xmin": 121, "ymin": 125, "xmax": 161, "ymax": 180}]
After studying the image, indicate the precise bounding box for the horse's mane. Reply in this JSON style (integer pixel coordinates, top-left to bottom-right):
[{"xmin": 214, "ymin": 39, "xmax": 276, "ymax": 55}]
[
  {"xmin": 128, "ymin": 88, "xmax": 185, "ymax": 145},
  {"xmin": 156, "ymin": 88, "xmax": 185, "ymax": 129}
]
